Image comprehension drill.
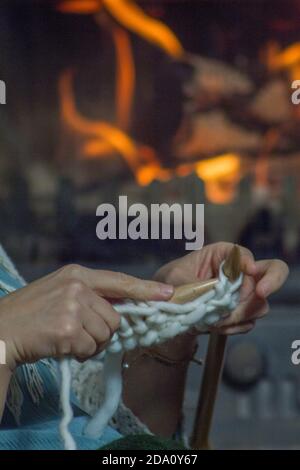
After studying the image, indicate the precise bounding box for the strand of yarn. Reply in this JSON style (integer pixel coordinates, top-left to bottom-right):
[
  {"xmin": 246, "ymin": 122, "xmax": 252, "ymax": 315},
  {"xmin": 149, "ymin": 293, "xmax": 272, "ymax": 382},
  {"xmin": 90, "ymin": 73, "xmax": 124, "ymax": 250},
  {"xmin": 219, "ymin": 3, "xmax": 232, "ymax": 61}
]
[
  {"xmin": 59, "ymin": 359, "xmax": 76, "ymax": 450},
  {"xmin": 84, "ymin": 352, "xmax": 123, "ymax": 438},
  {"xmin": 59, "ymin": 263, "xmax": 242, "ymax": 450}
]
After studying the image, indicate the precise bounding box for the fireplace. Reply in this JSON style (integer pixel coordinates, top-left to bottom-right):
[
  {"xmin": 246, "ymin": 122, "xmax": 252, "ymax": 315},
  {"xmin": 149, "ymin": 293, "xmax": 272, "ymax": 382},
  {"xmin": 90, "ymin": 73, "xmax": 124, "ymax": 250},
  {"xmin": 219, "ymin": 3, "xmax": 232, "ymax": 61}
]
[{"xmin": 0, "ymin": 0, "xmax": 299, "ymax": 268}]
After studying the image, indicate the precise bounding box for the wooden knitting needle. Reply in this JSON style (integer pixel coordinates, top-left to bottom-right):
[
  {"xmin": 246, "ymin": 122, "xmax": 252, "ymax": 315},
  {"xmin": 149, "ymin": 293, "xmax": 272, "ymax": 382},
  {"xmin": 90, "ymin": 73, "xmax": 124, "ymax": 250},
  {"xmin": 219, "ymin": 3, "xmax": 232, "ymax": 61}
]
[
  {"xmin": 170, "ymin": 278, "xmax": 219, "ymax": 304},
  {"xmin": 191, "ymin": 245, "xmax": 242, "ymax": 450}
]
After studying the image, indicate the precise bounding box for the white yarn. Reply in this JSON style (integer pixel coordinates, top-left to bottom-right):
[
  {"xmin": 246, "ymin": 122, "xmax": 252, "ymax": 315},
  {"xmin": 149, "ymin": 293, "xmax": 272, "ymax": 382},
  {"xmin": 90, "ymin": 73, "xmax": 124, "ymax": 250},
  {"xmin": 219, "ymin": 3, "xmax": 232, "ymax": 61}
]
[
  {"xmin": 59, "ymin": 359, "xmax": 76, "ymax": 450},
  {"xmin": 59, "ymin": 263, "xmax": 242, "ymax": 450},
  {"xmin": 70, "ymin": 360, "xmax": 151, "ymax": 435},
  {"xmin": 84, "ymin": 352, "xmax": 123, "ymax": 438}
]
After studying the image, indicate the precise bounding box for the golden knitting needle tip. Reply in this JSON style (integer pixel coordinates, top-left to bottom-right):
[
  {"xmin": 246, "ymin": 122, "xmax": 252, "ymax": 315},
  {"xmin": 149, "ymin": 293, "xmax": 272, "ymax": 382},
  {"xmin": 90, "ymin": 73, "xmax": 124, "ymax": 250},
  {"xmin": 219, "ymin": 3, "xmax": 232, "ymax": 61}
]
[
  {"xmin": 222, "ymin": 244, "xmax": 241, "ymax": 282},
  {"xmin": 170, "ymin": 245, "xmax": 241, "ymax": 305}
]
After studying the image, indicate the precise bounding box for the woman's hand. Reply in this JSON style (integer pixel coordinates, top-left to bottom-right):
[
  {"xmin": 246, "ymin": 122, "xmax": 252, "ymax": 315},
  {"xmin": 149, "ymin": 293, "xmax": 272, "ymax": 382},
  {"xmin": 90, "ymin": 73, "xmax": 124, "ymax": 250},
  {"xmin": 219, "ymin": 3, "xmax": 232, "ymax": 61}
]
[
  {"xmin": 0, "ymin": 265, "xmax": 174, "ymax": 371},
  {"xmin": 154, "ymin": 242, "xmax": 289, "ymax": 335}
]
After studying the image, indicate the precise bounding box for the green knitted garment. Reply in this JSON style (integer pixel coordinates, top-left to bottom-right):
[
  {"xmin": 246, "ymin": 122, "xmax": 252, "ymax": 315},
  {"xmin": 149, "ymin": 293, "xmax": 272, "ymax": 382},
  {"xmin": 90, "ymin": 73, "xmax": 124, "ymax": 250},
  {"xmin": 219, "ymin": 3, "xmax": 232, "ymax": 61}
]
[{"xmin": 99, "ymin": 434, "xmax": 186, "ymax": 450}]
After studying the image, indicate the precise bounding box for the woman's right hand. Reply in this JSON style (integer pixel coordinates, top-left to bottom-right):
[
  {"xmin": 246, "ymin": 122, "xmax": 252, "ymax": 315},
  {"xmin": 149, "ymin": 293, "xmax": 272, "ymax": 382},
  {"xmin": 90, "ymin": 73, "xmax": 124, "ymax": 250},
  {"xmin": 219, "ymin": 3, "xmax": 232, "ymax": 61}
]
[{"xmin": 0, "ymin": 265, "xmax": 174, "ymax": 371}]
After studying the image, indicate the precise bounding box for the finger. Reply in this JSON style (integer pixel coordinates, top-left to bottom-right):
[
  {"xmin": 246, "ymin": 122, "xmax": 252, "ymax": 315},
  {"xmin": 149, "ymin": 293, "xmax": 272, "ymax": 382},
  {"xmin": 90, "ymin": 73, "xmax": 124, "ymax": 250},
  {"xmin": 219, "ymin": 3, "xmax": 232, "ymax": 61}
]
[
  {"xmin": 156, "ymin": 257, "xmax": 198, "ymax": 286},
  {"xmin": 240, "ymin": 253, "xmax": 257, "ymax": 277},
  {"xmin": 212, "ymin": 243, "xmax": 256, "ymax": 276},
  {"xmin": 214, "ymin": 321, "xmax": 256, "ymax": 336},
  {"xmin": 71, "ymin": 330, "xmax": 98, "ymax": 361},
  {"xmin": 255, "ymin": 259, "xmax": 289, "ymax": 298},
  {"xmin": 217, "ymin": 297, "xmax": 269, "ymax": 328},
  {"xmin": 80, "ymin": 303, "xmax": 113, "ymax": 345},
  {"xmin": 81, "ymin": 289, "xmax": 121, "ymax": 333},
  {"xmin": 239, "ymin": 274, "xmax": 256, "ymax": 303},
  {"xmin": 67, "ymin": 266, "xmax": 174, "ymax": 301}
]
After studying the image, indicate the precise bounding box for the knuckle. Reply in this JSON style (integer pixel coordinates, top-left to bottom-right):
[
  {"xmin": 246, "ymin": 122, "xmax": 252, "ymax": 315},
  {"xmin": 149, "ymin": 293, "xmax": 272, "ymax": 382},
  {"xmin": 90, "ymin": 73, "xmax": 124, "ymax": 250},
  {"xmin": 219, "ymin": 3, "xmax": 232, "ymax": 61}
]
[
  {"xmin": 65, "ymin": 279, "xmax": 85, "ymax": 298},
  {"xmin": 63, "ymin": 298, "xmax": 81, "ymax": 318},
  {"xmin": 62, "ymin": 264, "xmax": 82, "ymax": 280},
  {"xmin": 58, "ymin": 317, "xmax": 80, "ymax": 341},
  {"xmin": 241, "ymin": 246, "xmax": 254, "ymax": 258},
  {"xmin": 167, "ymin": 266, "xmax": 184, "ymax": 285},
  {"xmin": 116, "ymin": 271, "xmax": 133, "ymax": 287},
  {"xmin": 116, "ymin": 272, "xmax": 137, "ymax": 296},
  {"xmin": 115, "ymin": 271, "xmax": 129, "ymax": 283}
]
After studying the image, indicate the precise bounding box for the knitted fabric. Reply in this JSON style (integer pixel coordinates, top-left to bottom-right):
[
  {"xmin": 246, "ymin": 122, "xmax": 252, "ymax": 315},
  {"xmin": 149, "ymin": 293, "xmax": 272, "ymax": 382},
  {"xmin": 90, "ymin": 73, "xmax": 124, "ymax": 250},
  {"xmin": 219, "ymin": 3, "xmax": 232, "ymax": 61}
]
[{"xmin": 60, "ymin": 263, "xmax": 242, "ymax": 450}]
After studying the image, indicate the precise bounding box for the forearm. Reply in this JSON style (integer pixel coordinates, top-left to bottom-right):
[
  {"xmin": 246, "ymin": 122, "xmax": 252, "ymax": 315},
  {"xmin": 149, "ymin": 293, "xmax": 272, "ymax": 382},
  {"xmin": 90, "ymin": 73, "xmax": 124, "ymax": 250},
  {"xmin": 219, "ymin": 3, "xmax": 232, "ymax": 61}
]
[
  {"xmin": 0, "ymin": 365, "xmax": 12, "ymax": 423},
  {"xmin": 123, "ymin": 333, "xmax": 198, "ymax": 437}
]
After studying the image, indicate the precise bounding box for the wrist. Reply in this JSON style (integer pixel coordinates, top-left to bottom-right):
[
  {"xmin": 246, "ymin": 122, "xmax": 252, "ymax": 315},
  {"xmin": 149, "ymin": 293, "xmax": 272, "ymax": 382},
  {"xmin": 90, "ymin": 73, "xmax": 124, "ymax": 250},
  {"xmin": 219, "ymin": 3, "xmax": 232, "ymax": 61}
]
[
  {"xmin": 0, "ymin": 361, "xmax": 13, "ymax": 423},
  {"xmin": 0, "ymin": 360, "xmax": 13, "ymax": 395},
  {"xmin": 0, "ymin": 338, "xmax": 18, "ymax": 373},
  {"xmin": 0, "ymin": 363, "xmax": 12, "ymax": 380}
]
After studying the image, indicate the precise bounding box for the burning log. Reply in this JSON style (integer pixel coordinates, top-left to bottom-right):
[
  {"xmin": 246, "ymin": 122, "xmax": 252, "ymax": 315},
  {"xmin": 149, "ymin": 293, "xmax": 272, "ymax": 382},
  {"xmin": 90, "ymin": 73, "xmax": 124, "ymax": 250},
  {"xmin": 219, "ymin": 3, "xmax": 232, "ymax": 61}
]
[
  {"xmin": 249, "ymin": 79, "xmax": 292, "ymax": 124},
  {"xmin": 183, "ymin": 54, "xmax": 254, "ymax": 110},
  {"xmin": 175, "ymin": 110, "xmax": 262, "ymax": 158}
]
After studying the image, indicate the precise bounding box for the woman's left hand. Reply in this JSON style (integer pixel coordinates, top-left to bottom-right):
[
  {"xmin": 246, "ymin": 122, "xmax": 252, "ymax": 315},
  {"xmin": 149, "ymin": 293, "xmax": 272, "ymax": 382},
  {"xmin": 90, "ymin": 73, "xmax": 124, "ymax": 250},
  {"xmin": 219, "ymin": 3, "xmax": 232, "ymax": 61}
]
[{"xmin": 154, "ymin": 242, "xmax": 289, "ymax": 335}]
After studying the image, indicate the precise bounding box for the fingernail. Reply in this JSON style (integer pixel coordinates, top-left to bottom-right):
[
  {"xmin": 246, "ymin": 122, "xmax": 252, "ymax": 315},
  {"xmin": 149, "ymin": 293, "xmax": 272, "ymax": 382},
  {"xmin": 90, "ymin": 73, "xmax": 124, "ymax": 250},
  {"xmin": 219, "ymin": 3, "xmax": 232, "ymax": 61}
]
[{"xmin": 159, "ymin": 284, "xmax": 174, "ymax": 298}]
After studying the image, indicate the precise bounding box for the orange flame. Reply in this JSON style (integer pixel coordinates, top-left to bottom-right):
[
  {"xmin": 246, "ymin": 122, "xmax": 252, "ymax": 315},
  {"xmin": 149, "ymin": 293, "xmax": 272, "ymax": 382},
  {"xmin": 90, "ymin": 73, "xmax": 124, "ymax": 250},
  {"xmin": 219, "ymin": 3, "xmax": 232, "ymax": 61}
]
[
  {"xmin": 195, "ymin": 154, "xmax": 242, "ymax": 204},
  {"xmin": 112, "ymin": 26, "xmax": 136, "ymax": 130},
  {"xmin": 57, "ymin": 1, "xmax": 241, "ymax": 204},
  {"xmin": 136, "ymin": 153, "xmax": 243, "ymax": 205},
  {"xmin": 60, "ymin": 70, "xmax": 242, "ymax": 203},
  {"xmin": 58, "ymin": 0, "xmax": 184, "ymax": 59},
  {"xmin": 264, "ymin": 41, "xmax": 300, "ymax": 81},
  {"xmin": 59, "ymin": 70, "xmax": 140, "ymax": 171},
  {"xmin": 57, "ymin": 0, "xmax": 103, "ymax": 14},
  {"xmin": 102, "ymin": 0, "xmax": 184, "ymax": 59}
]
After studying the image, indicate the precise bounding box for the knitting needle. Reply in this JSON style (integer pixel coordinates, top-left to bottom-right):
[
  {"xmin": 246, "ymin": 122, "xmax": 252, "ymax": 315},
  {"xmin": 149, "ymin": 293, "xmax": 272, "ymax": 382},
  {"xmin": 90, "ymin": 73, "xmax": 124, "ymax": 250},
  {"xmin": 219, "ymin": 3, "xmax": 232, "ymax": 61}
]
[
  {"xmin": 191, "ymin": 245, "xmax": 241, "ymax": 450},
  {"xmin": 170, "ymin": 278, "xmax": 218, "ymax": 304}
]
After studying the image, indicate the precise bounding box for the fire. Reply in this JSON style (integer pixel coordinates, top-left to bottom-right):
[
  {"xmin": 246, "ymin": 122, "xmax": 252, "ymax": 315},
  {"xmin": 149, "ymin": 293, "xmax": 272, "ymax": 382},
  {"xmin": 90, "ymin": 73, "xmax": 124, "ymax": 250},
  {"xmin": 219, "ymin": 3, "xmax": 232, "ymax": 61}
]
[
  {"xmin": 57, "ymin": 0, "xmax": 102, "ymax": 14},
  {"xmin": 112, "ymin": 26, "xmax": 135, "ymax": 130},
  {"xmin": 59, "ymin": 68, "xmax": 242, "ymax": 204},
  {"xmin": 57, "ymin": 0, "xmax": 184, "ymax": 59},
  {"xmin": 57, "ymin": 1, "xmax": 241, "ymax": 205},
  {"xmin": 264, "ymin": 41, "xmax": 300, "ymax": 81},
  {"xmin": 136, "ymin": 164, "xmax": 171, "ymax": 187},
  {"xmin": 195, "ymin": 154, "xmax": 242, "ymax": 204},
  {"xmin": 57, "ymin": 0, "xmax": 184, "ymax": 170},
  {"xmin": 136, "ymin": 153, "xmax": 243, "ymax": 205},
  {"xmin": 102, "ymin": 0, "xmax": 184, "ymax": 59},
  {"xmin": 59, "ymin": 70, "xmax": 141, "ymax": 172}
]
